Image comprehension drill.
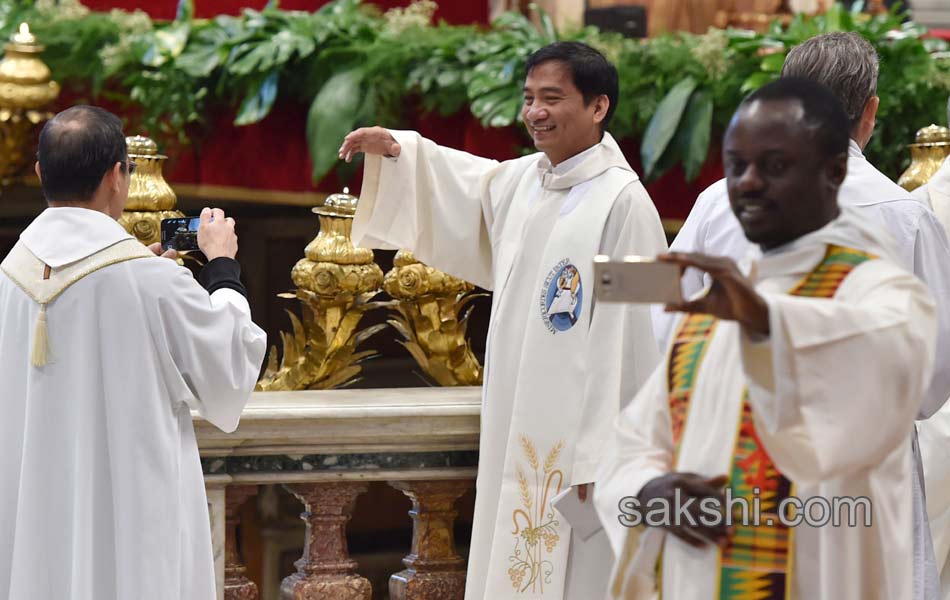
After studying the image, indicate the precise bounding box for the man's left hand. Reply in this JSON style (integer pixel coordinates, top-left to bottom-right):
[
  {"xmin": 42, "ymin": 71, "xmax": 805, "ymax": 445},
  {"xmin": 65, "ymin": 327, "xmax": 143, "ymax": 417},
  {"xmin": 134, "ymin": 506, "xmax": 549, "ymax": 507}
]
[
  {"xmin": 148, "ymin": 242, "xmax": 178, "ymax": 260},
  {"xmin": 660, "ymin": 252, "xmax": 770, "ymax": 336}
]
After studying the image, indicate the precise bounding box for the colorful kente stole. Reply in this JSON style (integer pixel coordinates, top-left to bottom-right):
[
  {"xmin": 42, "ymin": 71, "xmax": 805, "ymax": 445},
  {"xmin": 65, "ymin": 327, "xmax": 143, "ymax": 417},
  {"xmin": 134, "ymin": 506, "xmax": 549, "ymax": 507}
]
[{"xmin": 665, "ymin": 244, "xmax": 875, "ymax": 600}]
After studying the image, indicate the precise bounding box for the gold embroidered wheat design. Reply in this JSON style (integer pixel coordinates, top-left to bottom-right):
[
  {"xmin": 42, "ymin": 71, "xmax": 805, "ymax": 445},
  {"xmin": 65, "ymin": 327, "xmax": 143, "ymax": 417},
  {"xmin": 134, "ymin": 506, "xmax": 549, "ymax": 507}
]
[
  {"xmin": 517, "ymin": 466, "xmax": 533, "ymax": 510},
  {"xmin": 543, "ymin": 441, "xmax": 564, "ymax": 474},
  {"xmin": 520, "ymin": 434, "xmax": 540, "ymax": 470},
  {"xmin": 509, "ymin": 435, "xmax": 566, "ymax": 594}
]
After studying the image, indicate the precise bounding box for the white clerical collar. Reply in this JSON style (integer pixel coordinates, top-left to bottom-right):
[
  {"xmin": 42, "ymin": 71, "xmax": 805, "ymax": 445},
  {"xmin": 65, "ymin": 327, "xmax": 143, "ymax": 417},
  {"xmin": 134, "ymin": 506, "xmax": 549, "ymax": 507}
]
[
  {"xmin": 538, "ymin": 139, "xmax": 602, "ymax": 177},
  {"xmin": 20, "ymin": 206, "xmax": 134, "ymax": 268}
]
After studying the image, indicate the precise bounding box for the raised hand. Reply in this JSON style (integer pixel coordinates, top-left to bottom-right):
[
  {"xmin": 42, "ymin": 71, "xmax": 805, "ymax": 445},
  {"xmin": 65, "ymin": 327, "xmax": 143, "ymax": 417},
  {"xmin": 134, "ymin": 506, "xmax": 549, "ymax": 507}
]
[
  {"xmin": 338, "ymin": 126, "xmax": 401, "ymax": 163},
  {"xmin": 660, "ymin": 252, "xmax": 770, "ymax": 336},
  {"xmin": 197, "ymin": 207, "xmax": 238, "ymax": 261}
]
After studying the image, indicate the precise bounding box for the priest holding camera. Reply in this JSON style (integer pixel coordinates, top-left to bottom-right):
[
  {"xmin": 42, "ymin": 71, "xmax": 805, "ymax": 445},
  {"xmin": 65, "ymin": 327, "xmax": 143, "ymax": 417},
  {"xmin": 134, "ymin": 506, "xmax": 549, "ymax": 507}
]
[{"xmin": 0, "ymin": 105, "xmax": 266, "ymax": 600}]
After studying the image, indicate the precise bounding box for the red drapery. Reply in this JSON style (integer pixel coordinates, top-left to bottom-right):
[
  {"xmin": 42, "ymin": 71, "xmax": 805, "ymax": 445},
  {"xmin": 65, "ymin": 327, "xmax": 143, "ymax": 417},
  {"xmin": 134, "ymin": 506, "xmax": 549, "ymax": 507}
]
[{"xmin": 78, "ymin": 0, "xmax": 488, "ymax": 24}]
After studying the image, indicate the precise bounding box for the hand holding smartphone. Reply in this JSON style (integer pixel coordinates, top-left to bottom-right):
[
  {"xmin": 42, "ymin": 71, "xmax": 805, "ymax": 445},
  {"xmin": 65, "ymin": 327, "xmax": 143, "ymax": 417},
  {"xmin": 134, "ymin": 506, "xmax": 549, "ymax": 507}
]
[
  {"xmin": 593, "ymin": 255, "xmax": 683, "ymax": 305},
  {"xmin": 161, "ymin": 217, "xmax": 201, "ymax": 252}
]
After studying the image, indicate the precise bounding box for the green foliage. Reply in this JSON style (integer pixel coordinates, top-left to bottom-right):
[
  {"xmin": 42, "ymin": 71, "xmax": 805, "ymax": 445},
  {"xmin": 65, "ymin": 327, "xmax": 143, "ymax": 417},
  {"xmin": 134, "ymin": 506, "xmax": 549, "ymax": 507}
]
[{"xmin": 4, "ymin": 0, "xmax": 948, "ymax": 184}]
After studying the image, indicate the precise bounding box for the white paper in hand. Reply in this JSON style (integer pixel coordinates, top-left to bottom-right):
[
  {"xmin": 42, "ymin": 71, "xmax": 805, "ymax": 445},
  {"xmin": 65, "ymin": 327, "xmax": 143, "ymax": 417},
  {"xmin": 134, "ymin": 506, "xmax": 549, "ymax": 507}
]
[{"xmin": 551, "ymin": 486, "xmax": 603, "ymax": 541}]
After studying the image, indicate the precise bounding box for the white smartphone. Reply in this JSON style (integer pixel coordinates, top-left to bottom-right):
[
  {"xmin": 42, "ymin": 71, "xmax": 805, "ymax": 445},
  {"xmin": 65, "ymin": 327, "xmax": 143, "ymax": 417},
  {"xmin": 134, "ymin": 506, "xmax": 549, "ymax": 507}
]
[{"xmin": 593, "ymin": 255, "xmax": 683, "ymax": 305}]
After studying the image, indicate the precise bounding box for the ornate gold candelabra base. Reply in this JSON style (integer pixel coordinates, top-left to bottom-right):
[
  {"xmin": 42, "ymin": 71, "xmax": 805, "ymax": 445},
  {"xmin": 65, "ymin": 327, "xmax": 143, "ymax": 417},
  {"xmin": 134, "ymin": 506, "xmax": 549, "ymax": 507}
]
[
  {"xmin": 898, "ymin": 125, "xmax": 950, "ymax": 192},
  {"xmin": 0, "ymin": 108, "xmax": 50, "ymax": 186},
  {"xmin": 119, "ymin": 209, "xmax": 184, "ymax": 246},
  {"xmin": 119, "ymin": 136, "xmax": 182, "ymax": 245},
  {"xmin": 257, "ymin": 287, "xmax": 387, "ymax": 391},
  {"xmin": 257, "ymin": 197, "xmax": 387, "ymax": 392},
  {"xmin": 384, "ymin": 251, "xmax": 483, "ymax": 387}
]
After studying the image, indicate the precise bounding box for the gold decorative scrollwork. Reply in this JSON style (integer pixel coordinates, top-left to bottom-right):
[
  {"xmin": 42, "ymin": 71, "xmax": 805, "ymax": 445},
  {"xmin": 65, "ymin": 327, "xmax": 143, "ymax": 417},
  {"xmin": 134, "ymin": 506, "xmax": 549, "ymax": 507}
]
[
  {"xmin": 384, "ymin": 250, "xmax": 484, "ymax": 387},
  {"xmin": 257, "ymin": 191, "xmax": 388, "ymax": 391}
]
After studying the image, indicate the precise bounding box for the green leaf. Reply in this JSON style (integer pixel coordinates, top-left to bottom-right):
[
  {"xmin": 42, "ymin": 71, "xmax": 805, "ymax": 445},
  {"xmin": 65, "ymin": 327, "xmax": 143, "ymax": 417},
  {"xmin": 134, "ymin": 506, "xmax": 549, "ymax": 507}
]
[
  {"xmin": 824, "ymin": 3, "xmax": 844, "ymax": 32},
  {"xmin": 307, "ymin": 68, "xmax": 365, "ymax": 182},
  {"xmin": 235, "ymin": 71, "xmax": 279, "ymax": 125},
  {"xmin": 641, "ymin": 77, "xmax": 697, "ymax": 180},
  {"xmin": 176, "ymin": 0, "xmax": 194, "ymax": 23},
  {"xmin": 536, "ymin": 5, "xmax": 558, "ymax": 43},
  {"xmin": 674, "ymin": 89, "xmax": 714, "ymax": 182},
  {"xmin": 176, "ymin": 44, "xmax": 224, "ymax": 78},
  {"xmin": 741, "ymin": 71, "xmax": 775, "ymax": 94},
  {"xmin": 142, "ymin": 24, "xmax": 190, "ymax": 67},
  {"xmin": 760, "ymin": 52, "xmax": 785, "ymax": 73},
  {"xmin": 229, "ymin": 39, "xmax": 278, "ymax": 75}
]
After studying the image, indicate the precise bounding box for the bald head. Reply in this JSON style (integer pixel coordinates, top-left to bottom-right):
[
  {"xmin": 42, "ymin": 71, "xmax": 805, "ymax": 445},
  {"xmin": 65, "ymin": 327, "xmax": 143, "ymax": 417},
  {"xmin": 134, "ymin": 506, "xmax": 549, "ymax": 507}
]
[{"xmin": 37, "ymin": 105, "xmax": 128, "ymax": 203}]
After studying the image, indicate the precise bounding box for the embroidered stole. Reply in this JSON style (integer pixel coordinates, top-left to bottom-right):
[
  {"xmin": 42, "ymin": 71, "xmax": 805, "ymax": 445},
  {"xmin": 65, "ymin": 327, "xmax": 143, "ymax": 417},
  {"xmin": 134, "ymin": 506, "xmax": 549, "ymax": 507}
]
[
  {"xmin": 482, "ymin": 167, "xmax": 638, "ymax": 598},
  {"xmin": 1, "ymin": 238, "xmax": 153, "ymax": 366},
  {"xmin": 666, "ymin": 244, "xmax": 875, "ymax": 600}
]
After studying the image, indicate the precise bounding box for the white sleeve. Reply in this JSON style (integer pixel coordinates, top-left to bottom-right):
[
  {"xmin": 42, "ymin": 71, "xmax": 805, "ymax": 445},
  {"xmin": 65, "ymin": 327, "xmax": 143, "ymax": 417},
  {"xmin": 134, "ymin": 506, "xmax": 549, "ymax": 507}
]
[
  {"xmin": 352, "ymin": 129, "xmax": 500, "ymax": 290},
  {"xmin": 572, "ymin": 182, "xmax": 666, "ymax": 485},
  {"xmin": 652, "ymin": 182, "xmax": 722, "ymax": 349},
  {"xmin": 594, "ymin": 366, "xmax": 673, "ymax": 558},
  {"xmin": 910, "ymin": 209, "xmax": 950, "ymax": 417},
  {"xmin": 148, "ymin": 265, "xmax": 267, "ymax": 433},
  {"xmin": 741, "ymin": 261, "xmax": 936, "ymax": 484}
]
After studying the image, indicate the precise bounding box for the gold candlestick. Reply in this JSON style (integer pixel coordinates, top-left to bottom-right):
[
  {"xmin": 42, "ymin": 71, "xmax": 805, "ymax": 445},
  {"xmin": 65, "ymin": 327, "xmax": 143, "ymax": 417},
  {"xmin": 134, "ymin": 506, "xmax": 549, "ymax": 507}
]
[
  {"xmin": 0, "ymin": 22, "xmax": 60, "ymax": 186},
  {"xmin": 258, "ymin": 189, "xmax": 387, "ymax": 391},
  {"xmin": 898, "ymin": 125, "xmax": 950, "ymax": 192},
  {"xmin": 118, "ymin": 135, "xmax": 183, "ymax": 246}
]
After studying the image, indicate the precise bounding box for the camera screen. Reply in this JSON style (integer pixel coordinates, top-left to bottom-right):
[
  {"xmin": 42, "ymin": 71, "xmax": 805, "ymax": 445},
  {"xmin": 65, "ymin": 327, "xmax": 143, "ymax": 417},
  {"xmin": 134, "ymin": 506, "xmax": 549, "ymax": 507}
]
[{"xmin": 161, "ymin": 217, "xmax": 200, "ymax": 252}]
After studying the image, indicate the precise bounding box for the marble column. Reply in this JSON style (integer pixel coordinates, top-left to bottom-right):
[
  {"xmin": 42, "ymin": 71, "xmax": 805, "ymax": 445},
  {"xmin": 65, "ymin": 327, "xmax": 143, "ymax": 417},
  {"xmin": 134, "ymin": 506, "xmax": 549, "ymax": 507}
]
[
  {"xmin": 207, "ymin": 483, "xmax": 227, "ymax": 600},
  {"xmin": 225, "ymin": 485, "xmax": 259, "ymax": 600},
  {"xmin": 388, "ymin": 479, "xmax": 474, "ymax": 600},
  {"xmin": 280, "ymin": 482, "xmax": 372, "ymax": 600}
]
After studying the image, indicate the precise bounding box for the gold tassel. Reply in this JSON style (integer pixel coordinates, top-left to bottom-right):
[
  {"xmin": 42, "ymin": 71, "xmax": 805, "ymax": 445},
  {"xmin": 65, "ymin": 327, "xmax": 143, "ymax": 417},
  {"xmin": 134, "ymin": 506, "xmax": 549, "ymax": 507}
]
[{"xmin": 31, "ymin": 304, "xmax": 49, "ymax": 367}]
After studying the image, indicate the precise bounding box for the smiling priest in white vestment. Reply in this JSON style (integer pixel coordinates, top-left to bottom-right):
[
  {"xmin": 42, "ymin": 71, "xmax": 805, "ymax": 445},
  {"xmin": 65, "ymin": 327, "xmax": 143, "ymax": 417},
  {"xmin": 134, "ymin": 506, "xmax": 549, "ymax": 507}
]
[
  {"xmin": 340, "ymin": 42, "xmax": 667, "ymax": 600},
  {"xmin": 597, "ymin": 79, "xmax": 936, "ymax": 600},
  {"xmin": 0, "ymin": 106, "xmax": 266, "ymax": 600}
]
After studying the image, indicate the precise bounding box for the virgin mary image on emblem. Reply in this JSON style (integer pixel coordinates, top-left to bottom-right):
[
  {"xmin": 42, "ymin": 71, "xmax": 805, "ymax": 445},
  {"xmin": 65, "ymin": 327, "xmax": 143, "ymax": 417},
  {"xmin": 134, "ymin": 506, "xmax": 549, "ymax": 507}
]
[{"xmin": 545, "ymin": 263, "xmax": 582, "ymax": 330}]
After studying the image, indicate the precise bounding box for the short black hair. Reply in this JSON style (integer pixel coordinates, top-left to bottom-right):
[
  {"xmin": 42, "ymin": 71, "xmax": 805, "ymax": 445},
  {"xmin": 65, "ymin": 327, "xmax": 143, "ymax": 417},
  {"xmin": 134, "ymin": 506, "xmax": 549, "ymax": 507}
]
[
  {"xmin": 740, "ymin": 77, "xmax": 850, "ymax": 158},
  {"xmin": 36, "ymin": 105, "xmax": 128, "ymax": 203},
  {"xmin": 525, "ymin": 41, "xmax": 619, "ymax": 129}
]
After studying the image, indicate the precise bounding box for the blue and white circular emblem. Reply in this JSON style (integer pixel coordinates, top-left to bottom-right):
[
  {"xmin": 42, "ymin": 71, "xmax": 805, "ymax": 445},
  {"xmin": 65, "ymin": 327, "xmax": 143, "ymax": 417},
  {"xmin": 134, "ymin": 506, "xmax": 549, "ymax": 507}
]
[{"xmin": 540, "ymin": 259, "xmax": 582, "ymax": 333}]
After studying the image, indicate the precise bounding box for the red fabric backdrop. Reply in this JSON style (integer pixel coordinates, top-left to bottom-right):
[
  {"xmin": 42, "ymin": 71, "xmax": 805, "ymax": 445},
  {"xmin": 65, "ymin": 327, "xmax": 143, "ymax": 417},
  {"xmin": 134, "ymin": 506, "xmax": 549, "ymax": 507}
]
[
  {"xmin": 72, "ymin": 1, "xmax": 717, "ymax": 220},
  {"xmin": 79, "ymin": 0, "xmax": 487, "ymax": 24}
]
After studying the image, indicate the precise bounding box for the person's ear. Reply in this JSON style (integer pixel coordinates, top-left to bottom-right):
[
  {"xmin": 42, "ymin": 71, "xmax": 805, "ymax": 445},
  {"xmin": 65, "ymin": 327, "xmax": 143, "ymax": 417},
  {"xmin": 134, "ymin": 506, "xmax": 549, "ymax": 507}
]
[
  {"xmin": 34, "ymin": 161, "xmax": 41, "ymax": 181},
  {"xmin": 592, "ymin": 94, "xmax": 609, "ymax": 125},
  {"xmin": 109, "ymin": 161, "xmax": 123, "ymax": 194},
  {"xmin": 853, "ymin": 96, "xmax": 879, "ymax": 149}
]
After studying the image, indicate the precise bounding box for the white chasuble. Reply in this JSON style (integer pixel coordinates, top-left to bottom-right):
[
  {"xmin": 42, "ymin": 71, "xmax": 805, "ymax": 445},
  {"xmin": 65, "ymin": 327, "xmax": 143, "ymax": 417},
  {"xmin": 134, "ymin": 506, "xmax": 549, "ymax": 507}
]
[
  {"xmin": 0, "ymin": 207, "xmax": 266, "ymax": 600},
  {"xmin": 596, "ymin": 209, "xmax": 936, "ymax": 600},
  {"xmin": 353, "ymin": 130, "xmax": 667, "ymax": 599},
  {"xmin": 914, "ymin": 156, "xmax": 950, "ymax": 600}
]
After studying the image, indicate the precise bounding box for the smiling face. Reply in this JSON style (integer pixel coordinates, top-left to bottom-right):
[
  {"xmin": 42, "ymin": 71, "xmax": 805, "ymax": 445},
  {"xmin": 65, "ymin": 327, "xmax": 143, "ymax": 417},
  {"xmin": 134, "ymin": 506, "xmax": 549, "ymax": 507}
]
[
  {"xmin": 521, "ymin": 60, "xmax": 608, "ymax": 166},
  {"xmin": 724, "ymin": 98, "xmax": 846, "ymax": 250}
]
